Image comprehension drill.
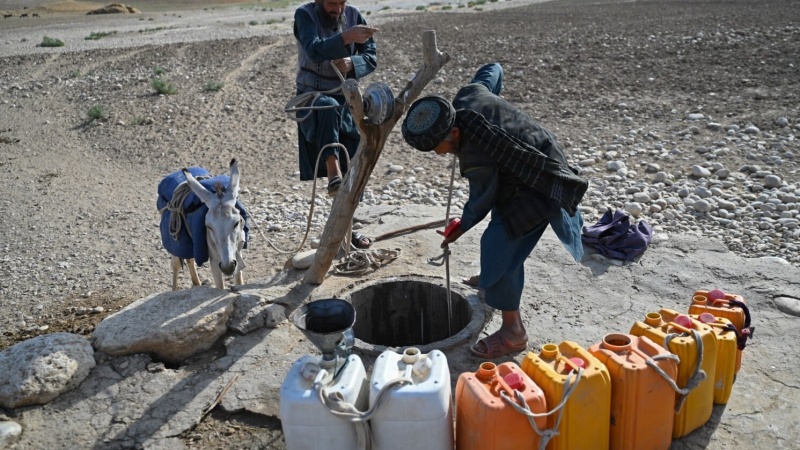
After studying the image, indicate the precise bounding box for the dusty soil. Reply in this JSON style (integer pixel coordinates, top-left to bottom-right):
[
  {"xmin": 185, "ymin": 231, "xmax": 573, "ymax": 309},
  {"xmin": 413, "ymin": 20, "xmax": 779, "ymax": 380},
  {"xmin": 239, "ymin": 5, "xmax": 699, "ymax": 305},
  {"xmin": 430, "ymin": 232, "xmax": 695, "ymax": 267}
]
[{"xmin": 1, "ymin": 0, "xmax": 799, "ymax": 448}]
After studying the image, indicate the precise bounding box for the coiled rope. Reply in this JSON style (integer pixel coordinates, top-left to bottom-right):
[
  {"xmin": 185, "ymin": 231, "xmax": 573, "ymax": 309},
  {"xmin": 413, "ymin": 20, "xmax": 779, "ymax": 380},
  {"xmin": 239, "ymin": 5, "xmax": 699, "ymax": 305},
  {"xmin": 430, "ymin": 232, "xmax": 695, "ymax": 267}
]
[{"xmin": 157, "ymin": 174, "xmax": 213, "ymax": 241}]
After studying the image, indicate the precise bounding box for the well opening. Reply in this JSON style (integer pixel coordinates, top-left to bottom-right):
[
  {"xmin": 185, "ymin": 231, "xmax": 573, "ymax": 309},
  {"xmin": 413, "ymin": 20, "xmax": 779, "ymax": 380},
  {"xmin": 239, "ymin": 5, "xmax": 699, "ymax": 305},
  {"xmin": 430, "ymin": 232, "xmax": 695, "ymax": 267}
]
[{"xmin": 344, "ymin": 277, "xmax": 485, "ymax": 355}]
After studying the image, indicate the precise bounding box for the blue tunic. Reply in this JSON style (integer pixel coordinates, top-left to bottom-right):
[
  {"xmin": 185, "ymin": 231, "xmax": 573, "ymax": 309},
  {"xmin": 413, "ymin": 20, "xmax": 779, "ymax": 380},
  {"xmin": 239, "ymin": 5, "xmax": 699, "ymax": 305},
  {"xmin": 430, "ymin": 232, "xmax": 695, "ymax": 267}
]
[{"xmin": 293, "ymin": 3, "xmax": 377, "ymax": 180}]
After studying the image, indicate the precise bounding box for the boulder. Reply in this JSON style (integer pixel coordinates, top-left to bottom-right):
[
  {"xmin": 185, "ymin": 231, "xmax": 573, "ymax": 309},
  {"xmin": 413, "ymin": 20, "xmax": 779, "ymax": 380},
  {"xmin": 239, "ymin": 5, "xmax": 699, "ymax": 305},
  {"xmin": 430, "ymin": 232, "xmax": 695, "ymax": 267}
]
[
  {"xmin": 92, "ymin": 288, "xmax": 236, "ymax": 364},
  {"xmin": 229, "ymin": 293, "xmax": 286, "ymax": 334},
  {"xmin": 0, "ymin": 333, "xmax": 95, "ymax": 409}
]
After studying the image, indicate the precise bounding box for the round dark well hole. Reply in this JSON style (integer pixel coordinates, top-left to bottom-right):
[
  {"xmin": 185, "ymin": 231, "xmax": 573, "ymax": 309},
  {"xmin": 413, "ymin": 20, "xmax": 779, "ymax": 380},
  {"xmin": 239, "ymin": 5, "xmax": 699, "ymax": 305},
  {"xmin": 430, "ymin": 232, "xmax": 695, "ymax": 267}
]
[{"xmin": 346, "ymin": 277, "xmax": 484, "ymax": 355}]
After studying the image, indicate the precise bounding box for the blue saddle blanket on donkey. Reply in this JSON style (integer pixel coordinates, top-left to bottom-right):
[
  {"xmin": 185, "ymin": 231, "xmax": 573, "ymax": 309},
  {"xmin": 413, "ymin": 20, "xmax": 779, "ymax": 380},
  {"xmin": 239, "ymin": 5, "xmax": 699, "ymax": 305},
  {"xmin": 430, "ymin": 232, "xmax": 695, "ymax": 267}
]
[{"xmin": 157, "ymin": 167, "xmax": 249, "ymax": 266}]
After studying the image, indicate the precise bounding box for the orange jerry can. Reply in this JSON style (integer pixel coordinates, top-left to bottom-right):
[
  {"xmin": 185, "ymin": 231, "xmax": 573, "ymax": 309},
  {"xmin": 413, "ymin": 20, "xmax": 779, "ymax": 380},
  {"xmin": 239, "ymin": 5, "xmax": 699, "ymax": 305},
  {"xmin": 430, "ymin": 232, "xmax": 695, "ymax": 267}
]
[
  {"xmin": 521, "ymin": 341, "xmax": 611, "ymax": 450},
  {"xmin": 630, "ymin": 309, "xmax": 717, "ymax": 439},
  {"xmin": 690, "ymin": 289, "xmax": 754, "ymax": 374},
  {"xmin": 690, "ymin": 313, "xmax": 738, "ymax": 404},
  {"xmin": 455, "ymin": 361, "xmax": 547, "ymax": 450},
  {"xmin": 588, "ymin": 333, "xmax": 678, "ymax": 450}
]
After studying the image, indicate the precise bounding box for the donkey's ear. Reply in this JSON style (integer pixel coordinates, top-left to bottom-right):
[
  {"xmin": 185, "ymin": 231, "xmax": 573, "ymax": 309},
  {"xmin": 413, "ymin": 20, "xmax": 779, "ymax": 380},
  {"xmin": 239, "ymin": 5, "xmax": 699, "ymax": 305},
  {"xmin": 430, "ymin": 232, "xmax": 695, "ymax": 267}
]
[
  {"xmin": 183, "ymin": 169, "xmax": 215, "ymax": 205},
  {"xmin": 229, "ymin": 159, "xmax": 240, "ymax": 199}
]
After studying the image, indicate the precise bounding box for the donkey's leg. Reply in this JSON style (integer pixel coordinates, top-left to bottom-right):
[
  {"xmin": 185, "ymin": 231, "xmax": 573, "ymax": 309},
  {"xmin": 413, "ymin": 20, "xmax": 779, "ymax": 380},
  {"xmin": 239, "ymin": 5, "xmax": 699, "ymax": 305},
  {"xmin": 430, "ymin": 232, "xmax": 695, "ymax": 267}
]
[
  {"xmin": 171, "ymin": 256, "xmax": 182, "ymax": 291},
  {"xmin": 210, "ymin": 263, "xmax": 225, "ymax": 289},
  {"xmin": 234, "ymin": 251, "xmax": 245, "ymax": 285},
  {"xmin": 187, "ymin": 258, "xmax": 201, "ymax": 286}
]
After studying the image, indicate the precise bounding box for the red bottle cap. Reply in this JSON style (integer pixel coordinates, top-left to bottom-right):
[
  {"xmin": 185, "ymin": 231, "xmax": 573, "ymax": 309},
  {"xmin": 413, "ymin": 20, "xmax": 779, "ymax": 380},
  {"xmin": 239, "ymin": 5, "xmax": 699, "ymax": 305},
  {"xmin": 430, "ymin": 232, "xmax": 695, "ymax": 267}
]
[
  {"xmin": 674, "ymin": 314, "xmax": 693, "ymax": 328},
  {"xmin": 569, "ymin": 357, "xmax": 586, "ymax": 370},
  {"xmin": 698, "ymin": 312, "xmax": 716, "ymax": 323},
  {"xmin": 503, "ymin": 372, "xmax": 525, "ymax": 391},
  {"xmin": 708, "ymin": 289, "xmax": 726, "ymax": 301}
]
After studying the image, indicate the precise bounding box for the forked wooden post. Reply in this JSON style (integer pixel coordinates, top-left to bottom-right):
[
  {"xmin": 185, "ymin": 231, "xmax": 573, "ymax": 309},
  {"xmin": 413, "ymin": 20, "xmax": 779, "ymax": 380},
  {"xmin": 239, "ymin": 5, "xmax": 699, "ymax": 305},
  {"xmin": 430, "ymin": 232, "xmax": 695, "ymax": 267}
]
[{"xmin": 304, "ymin": 31, "xmax": 451, "ymax": 285}]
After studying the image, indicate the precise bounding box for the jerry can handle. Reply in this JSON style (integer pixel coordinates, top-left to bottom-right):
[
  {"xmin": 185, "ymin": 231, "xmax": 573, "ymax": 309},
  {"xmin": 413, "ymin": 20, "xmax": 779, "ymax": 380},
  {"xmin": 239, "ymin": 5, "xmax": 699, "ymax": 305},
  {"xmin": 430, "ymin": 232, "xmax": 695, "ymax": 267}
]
[
  {"xmin": 559, "ymin": 355, "xmax": 583, "ymax": 374},
  {"xmin": 667, "ymin": 321, "xmax": 692, "ymax": 334}
]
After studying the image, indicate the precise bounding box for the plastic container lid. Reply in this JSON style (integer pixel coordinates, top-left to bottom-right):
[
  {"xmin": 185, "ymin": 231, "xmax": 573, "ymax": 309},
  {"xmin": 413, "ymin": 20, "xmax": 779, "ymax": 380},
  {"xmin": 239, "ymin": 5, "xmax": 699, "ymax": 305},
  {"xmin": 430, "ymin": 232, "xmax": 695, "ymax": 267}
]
[
  {"xmin": 674, "ymin": 314, "xmax": 693, "ymax": 328},
  {"xmin": 569, "ymin": 357, "xmax": 586, "ymax": 370},
  {"xmin": 698, "ymin": 312, "xmax": 717, "ymax": 323},
  {"xmin": 503, "ymin": 372, "xmax": 525, "ymax": 391},
  {"xmin": 708, "ymin": 289, "xmax": 726, "ymax": 301}
]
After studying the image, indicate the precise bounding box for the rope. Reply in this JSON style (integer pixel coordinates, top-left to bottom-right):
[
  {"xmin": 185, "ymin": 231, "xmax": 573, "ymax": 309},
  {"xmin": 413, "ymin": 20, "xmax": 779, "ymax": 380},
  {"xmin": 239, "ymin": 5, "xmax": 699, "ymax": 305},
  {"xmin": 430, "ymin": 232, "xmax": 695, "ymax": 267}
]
[
  {"xmin": 439, "ymin": 153, "xmax": 459, "ymax": 336},
  {"xmin": 285, "ymin": 61, "xmax": 348, "ymax": 123},
  {"xmin": 501, "ymin": 367, "xmax": 584, "ymax": 450},
  {"xmin": 315, "ymin": 375, "xmax": 413, "ymax": 450},
  {"xmin": 664, "ymin": 329, "xmax": 707, "ymax": 412},
  {"xmin": 644, "ymin": 353, "xmax": 684, "ymax": 394},
  {"xmin": 266, "ymin": 142, "xmax": 349, "ymax": 255},
  {"xmin": 333, "ymin": 248, "xmax": 402, "ymax": 275},
  {"xmin": 158, "ymin": 174, "xmax": 213, "ymax": 241}
]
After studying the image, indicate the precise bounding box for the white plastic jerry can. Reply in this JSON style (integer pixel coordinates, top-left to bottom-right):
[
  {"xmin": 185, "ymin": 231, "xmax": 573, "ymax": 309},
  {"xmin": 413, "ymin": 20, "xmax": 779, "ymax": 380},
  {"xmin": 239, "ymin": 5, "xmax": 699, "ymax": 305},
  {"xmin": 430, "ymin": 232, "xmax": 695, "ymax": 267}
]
[
  {"xmin": 369, "ymin": 347, "xmax": 454, "ymax": 450},
  {"xmin": 280, "ymin": 354, "xmax": 369, "ymax": 450}
]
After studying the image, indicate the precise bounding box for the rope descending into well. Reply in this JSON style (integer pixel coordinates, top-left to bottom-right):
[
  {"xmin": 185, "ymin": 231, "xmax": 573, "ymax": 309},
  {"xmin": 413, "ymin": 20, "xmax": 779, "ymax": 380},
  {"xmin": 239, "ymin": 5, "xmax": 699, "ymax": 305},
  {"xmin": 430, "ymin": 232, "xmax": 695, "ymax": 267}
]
[
  {"xmin": 158, "ymin": 174, "xmax": 213, "ymax": 241},
  {"xmin": 440, "ymin": 153, "xmax": 459, "ymax": 335}
]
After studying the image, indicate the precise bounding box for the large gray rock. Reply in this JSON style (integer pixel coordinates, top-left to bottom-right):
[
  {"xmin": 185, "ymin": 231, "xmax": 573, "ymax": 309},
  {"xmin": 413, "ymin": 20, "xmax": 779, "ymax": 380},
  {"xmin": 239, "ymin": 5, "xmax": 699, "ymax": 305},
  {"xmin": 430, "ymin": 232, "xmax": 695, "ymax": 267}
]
[
  {"xmin": 92, "ymin": 288, "xmax": 236, "ymax": 364},
  {"xmin": 0, "ymin": 333, "xmax": 95, "ymax": 409}
]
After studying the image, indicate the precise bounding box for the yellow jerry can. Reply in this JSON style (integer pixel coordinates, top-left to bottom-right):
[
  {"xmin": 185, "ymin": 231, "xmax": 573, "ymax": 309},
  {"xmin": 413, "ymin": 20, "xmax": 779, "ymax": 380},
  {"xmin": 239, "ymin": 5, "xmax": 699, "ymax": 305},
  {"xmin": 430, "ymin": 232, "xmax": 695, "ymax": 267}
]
[
  {"xmin": 521, "ymin": 341, "xmax": 611, "ymax": 450},
  {"xmin": 629, "ymin": 309, "xmax": 717, "ymax": 439}
]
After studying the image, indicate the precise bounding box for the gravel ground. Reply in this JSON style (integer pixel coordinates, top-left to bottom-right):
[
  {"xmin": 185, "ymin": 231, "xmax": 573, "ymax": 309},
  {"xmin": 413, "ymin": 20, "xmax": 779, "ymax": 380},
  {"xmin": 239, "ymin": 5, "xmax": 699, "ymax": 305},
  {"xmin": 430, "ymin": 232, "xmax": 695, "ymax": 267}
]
[{"xmin": 1, "ymin": 0, "xmax": 799, "ymax": 447}]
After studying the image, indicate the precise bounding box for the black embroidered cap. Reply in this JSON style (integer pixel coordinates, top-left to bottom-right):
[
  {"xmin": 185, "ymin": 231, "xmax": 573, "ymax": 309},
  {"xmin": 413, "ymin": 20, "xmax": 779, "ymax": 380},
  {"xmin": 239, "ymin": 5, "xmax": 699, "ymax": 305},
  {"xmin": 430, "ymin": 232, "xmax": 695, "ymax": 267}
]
[{"xmin": 401, "ymin": 95, "xmax": 456, "ymax": 152}]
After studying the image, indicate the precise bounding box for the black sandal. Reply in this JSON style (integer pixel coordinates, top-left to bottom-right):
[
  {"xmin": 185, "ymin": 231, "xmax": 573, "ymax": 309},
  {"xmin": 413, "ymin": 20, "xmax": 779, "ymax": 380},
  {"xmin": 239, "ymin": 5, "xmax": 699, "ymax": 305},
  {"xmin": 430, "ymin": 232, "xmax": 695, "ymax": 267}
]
[
  {"xmin": 327, "ymin": 176, "xmax": 342, "ymax": 198},
  {"xmin": 351, "ymin": 231, "xmax": 373, "ymax": 249}
]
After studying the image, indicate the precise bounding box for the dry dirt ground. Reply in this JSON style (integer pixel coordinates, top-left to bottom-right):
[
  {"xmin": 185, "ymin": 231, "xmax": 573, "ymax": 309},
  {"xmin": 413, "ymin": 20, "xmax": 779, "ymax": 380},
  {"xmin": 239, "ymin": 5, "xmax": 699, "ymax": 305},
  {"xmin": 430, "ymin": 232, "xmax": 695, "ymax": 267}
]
[{"xmin": 1, "ymin": 0, "xmax": 799, "ymax": 448}]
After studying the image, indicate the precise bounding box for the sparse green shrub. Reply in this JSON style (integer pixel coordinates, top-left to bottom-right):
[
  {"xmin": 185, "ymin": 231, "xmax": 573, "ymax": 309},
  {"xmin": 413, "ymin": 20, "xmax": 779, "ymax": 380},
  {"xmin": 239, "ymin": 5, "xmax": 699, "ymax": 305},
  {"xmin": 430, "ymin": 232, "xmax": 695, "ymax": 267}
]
[
  {"xmin": 152, "ymin": 66, "xmax": 168, "ymax": 76},
  {"xmin": 249, "ymin": 20, "xmax": 258, "ymax": 25},
  {"xmin": 381, "ymin": 6, "xmax": 390, "ymax": 10},
  {"xmin": 152, "ymin": 78, "xmax": 178, "ymax": 95},
  {"xmin": 442, "ymin": 5, "xmax": 452, "ymax": 10},
  {"xmin": 39, "ymin": 36, "xmax": 65, "ymax": 47},
  {"xmin": 85, "ymin": 31, "xmax": 117, "ymax": 40},
  {"xmin": 87, "ymin": 105, "xmax": 107, "ymax": 121},
  {"xmin": 204, "ymin": 80, "xmax": 224, "ymax": 92},
  {"xmin": 467, "ymin": 1, "xmax": 476, "ymax": 6},
  {"xmin": 69, "ymin": 69, "xmax": 82, "ymax": 78},
  {"xmin": 476, "ymin": 0, "xmax": 487, "ymax": 4},
  {"xmin": 416, "ymin": 5, "xmax": 426, "ymax": 10}
]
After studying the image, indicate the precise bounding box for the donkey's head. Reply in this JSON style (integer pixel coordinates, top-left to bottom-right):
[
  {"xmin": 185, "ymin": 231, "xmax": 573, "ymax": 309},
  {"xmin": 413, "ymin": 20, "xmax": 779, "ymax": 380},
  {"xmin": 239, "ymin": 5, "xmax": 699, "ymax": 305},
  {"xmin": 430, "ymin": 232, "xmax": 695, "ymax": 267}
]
[{"xmin": 183, "ymin": 159, "xmax": 246, "ymax": 288}]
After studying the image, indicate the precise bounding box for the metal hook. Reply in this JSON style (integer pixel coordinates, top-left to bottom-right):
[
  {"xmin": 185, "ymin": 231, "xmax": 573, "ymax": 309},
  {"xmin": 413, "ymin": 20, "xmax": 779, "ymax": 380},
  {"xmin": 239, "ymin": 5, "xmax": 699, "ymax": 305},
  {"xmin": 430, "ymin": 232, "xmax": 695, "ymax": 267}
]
[{"xmin": 427, "ymin": 247, "xmax": 450, "ymax": 266}]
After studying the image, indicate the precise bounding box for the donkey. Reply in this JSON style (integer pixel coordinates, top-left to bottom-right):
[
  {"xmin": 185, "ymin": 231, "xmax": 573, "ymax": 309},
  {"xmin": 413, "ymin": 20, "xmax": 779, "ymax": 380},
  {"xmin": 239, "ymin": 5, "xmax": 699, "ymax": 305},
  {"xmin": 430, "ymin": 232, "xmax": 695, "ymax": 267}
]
[{"xmin": 157, "ymin": 159, "xmax": 248, "ymax": 290}]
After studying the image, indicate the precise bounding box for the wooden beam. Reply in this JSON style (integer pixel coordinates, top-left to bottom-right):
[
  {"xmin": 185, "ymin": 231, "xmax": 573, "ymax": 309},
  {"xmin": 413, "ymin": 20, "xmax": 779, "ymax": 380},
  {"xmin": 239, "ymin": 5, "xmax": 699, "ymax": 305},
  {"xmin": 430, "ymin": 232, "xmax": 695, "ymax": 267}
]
[{"xmin": 304, "ymin": 30, "xmax": 450, "ymax": 285}]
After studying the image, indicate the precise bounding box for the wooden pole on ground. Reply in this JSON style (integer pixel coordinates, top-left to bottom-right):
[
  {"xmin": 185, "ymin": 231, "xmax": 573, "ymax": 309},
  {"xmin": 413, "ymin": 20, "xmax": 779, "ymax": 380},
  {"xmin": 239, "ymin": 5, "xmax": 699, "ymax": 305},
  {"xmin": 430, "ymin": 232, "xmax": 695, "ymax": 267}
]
[{"xmin": 304, "ymin": 31, "xmax": 450, "ymax": 285}]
